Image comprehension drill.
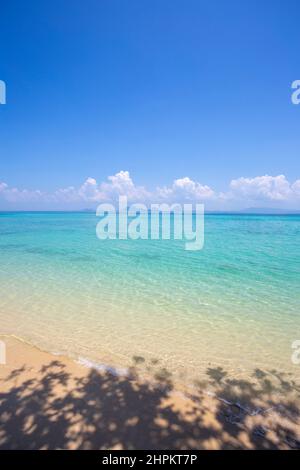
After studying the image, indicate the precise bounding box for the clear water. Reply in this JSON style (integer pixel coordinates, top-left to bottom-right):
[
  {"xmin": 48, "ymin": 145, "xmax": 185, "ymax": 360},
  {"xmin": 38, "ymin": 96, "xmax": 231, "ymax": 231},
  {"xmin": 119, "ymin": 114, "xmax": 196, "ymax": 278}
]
[{"xmin": 0, "ymin": 212, "xmax": 299, "ymax": 388}]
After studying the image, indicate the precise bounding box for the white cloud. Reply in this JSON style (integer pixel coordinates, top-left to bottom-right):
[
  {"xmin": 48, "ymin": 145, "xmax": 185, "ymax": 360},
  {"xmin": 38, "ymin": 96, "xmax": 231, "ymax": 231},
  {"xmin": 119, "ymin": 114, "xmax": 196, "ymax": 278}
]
[
  {"xmin": 50, "ymin": 171, "xmax": 148, "ymax": 204},
  {"xmin": 0, "ymin": 183, "xmax": 44, "ymax": 203},
  {"xmin": 53, "ymin": 186, "xmax": 81, "ymax": 203},
  {"xmin": 229, "ymin": 175, "xmax": 299, "ymax": 202},
  {"xmin": 97, "ymin": 170, "xmax": 150, "ymax": 202},
  {"xmin": 78, "ymin": 177, "xmax": 99, "ymax": 201},
  {"xmin": 291, "ymin": 179, "xmax": 300, "ymax": 197},
  {"xmin": 0, "ymin": 172, "xmax": 299, "ymax": 209},
  {"xmin": 157, "ymin": 177, "xmax": 214, "ymax": 202},
  {"xmin": 0, "ymin": 182, "xmax": 8, "ymax": 192}
]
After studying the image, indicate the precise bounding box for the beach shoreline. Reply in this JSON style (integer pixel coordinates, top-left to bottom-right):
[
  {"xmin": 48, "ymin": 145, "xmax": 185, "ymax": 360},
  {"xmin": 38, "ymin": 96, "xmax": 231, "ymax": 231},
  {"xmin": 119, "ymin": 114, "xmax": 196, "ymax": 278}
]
[{"xmin": 0, "ymin": 334, "xmax": 299, "ymax": 450}]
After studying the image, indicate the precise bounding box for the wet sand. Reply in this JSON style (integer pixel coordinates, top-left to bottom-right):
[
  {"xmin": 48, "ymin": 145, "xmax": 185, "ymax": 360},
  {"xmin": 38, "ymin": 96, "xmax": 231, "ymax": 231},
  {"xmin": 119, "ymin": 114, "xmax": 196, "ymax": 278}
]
[{"xmin": 0, "ymin": 335, "xmax": 299, "ymax": 450}]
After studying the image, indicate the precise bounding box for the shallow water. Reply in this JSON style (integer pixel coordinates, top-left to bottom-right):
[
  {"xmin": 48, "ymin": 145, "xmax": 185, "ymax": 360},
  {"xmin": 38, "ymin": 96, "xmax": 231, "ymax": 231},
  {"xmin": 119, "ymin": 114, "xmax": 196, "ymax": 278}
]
[{"xmin": 0, "ymin": 212, "xmax": 299, "ymax": 389}]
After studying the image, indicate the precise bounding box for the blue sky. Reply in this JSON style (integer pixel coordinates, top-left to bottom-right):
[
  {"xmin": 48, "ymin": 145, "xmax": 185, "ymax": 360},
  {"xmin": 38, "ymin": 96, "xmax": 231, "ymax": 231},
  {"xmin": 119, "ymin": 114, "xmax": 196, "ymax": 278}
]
[{"xmin": 0, "ymin": 0, "xmax": 300, "ymax": 209}]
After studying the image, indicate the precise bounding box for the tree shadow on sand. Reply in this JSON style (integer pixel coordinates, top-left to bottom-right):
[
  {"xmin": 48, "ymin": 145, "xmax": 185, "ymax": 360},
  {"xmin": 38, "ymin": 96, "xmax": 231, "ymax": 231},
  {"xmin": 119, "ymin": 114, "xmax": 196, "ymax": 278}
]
[{"xmin": 0, "ymin": 358, "xmax": 299, "ymax": 450}]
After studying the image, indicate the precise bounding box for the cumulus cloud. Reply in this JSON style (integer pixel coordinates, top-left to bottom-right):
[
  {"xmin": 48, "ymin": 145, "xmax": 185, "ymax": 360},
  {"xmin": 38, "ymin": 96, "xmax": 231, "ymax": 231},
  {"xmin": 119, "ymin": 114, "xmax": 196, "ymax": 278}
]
[
  {"xmin": 97, "ymin": 171, "xmax": 150, "ymax": 202},
  {"xmin": 0, "ymin": 182, "xmax": 8, "ymax": 192},
  {"xmin": 229, "ymin": 175, "xmax": 294, "ymax": 201},
  {"xmin": 0, "ymin": 183, "xmax": 45, "ymax": 203},
  {"xmin": 157, "ymin": 177, "xmax": 214, "ymax": 202},
  {"xmin": 291, "ymin": 179, "xmax": 300, "ymax": 197},
  {"xmin": 0, "ymin": 171, "xmax": 151, "ymax": 208},
  {"xmin": 0, "ymin": 172, "xmax": 299, "ymax": 209},
  {"xmin": 226, "ymin": 175, "xmax": 300, "ymax": 209}
]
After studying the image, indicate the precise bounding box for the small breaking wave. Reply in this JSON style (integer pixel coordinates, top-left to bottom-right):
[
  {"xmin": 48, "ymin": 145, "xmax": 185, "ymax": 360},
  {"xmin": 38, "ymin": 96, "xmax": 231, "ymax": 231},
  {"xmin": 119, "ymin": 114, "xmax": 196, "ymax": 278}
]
[{"xmin": 77, "ymin": 356, "xmax": 128, "ymax": 377}]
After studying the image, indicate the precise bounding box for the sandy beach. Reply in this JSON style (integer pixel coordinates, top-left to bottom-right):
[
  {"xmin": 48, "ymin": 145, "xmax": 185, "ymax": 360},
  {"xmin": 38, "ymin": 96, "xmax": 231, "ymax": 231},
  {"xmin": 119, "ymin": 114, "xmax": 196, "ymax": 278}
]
[{"xmin": 0, "ymin": 334, "xmax": 299, "ymax": 450}]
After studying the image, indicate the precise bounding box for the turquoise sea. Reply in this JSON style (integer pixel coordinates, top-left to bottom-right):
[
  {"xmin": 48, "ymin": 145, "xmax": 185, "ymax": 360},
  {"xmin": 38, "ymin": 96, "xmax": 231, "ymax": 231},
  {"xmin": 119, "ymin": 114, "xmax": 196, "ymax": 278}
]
[{"xmin": 0, "ymin": 212, "xmax": 299, "ymax": 389}]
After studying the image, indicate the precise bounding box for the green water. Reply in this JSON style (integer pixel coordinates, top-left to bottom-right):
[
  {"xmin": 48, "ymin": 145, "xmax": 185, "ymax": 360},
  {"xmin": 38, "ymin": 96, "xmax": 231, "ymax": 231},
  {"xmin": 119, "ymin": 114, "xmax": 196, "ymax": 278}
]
[{"xmin": 0, "ymin": 212, "xmax": 299, "ymax": 387}]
